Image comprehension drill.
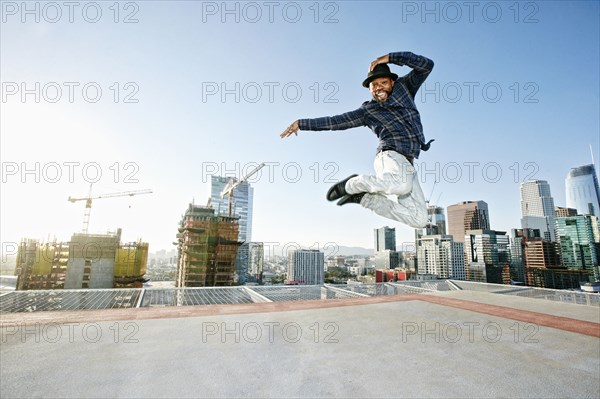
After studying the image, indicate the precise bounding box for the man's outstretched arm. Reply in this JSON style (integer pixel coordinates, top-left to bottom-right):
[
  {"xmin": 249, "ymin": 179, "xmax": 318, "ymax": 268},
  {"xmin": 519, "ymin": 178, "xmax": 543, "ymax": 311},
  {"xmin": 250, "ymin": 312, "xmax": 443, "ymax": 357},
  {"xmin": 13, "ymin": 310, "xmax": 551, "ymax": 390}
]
[{"xmin": 280, "ymin": 108, "xmax": 366, "ymax": 138}]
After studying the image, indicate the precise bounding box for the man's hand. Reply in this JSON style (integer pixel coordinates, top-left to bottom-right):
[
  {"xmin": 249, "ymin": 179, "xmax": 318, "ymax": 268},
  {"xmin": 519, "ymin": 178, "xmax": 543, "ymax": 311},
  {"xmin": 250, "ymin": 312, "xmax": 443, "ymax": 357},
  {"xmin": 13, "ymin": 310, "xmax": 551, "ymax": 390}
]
[
  {"xmin": 370, "ymin": 54, "xmax": 390, "ymax": 71},
  {"xmin": 280, "ymin": 120, "xmax": 300, "ymax": 138}
]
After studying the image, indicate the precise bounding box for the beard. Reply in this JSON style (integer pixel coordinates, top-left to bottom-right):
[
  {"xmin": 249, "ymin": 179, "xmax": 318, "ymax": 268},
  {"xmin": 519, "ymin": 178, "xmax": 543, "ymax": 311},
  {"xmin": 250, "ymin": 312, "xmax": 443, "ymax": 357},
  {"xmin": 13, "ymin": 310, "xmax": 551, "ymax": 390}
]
[{"xmin": 372, "ymin": 88, "xmax": 393, "ymax": 102}]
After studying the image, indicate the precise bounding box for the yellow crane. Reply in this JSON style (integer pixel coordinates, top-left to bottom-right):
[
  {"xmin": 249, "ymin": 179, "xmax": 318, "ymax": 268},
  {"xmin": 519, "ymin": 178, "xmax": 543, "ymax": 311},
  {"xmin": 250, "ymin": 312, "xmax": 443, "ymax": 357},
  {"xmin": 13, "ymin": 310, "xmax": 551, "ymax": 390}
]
[{"xmin": 68, "ymin": 184, "xmax": 152, "ymax": 234}]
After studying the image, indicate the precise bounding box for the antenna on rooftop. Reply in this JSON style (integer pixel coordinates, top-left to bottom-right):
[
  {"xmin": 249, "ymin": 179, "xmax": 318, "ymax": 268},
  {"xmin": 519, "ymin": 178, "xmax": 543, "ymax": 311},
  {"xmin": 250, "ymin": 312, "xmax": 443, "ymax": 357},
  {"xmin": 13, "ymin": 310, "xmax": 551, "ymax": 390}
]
[{"xmin": 591, "ymin": 144, "xmax": 599, "ymax": 176}]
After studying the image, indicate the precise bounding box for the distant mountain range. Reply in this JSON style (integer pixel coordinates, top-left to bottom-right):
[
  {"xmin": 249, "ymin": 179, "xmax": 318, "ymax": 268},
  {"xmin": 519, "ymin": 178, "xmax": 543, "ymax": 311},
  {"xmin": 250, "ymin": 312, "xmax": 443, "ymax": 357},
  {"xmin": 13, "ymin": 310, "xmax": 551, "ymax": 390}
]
[
  {"xmin": 330, "ymin": 246, "xmax": 374, "ymax": 257},
  {"xmin": 263, "ymin": 243, "xmax": 374, "ymax": 258}
]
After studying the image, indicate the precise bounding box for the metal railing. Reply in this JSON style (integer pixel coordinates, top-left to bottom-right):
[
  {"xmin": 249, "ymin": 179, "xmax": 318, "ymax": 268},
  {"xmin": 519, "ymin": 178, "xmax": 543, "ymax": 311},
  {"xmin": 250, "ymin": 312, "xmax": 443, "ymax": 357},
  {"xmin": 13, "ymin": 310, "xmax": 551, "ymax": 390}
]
[{"xmin": 2, "ymin": 280, "xmax": 598, "ymax": 313}]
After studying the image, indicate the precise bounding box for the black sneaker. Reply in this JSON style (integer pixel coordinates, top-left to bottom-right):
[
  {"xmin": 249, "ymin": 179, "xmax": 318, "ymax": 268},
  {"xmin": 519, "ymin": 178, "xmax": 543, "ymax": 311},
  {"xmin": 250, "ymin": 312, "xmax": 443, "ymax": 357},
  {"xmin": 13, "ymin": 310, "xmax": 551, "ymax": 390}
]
[
  {"xmin": 326, "ymin": 174, "xmax": 358, "ymax": 201},
  {"xmin": 337, "ymin": 193, "xmax": 366, "ymax": 206}
]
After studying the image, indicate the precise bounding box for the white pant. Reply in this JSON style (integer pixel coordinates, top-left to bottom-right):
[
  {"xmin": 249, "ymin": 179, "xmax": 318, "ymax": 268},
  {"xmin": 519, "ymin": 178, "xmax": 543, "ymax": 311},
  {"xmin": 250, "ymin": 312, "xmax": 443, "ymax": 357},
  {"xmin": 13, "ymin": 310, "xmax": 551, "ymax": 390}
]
[{"xmin": 345, "ymin": 150, "xmax": 428, "ymax": 228}]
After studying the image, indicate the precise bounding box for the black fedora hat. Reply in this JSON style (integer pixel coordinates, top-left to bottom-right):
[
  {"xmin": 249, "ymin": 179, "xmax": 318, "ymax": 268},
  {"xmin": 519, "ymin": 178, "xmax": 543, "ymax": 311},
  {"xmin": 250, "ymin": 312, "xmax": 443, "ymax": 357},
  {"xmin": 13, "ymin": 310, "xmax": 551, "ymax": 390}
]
[{"xmin": 362, "ymin": 64, "xmax": 398, "ymax": 88}]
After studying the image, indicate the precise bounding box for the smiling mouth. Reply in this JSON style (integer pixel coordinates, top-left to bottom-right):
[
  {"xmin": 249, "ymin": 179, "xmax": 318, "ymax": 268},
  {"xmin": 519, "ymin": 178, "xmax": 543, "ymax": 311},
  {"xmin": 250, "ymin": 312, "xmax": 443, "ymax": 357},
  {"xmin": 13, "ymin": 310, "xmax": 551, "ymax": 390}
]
[{"xmin": 376, "ymin": 91, "xmax": 387, "ymax": 99}]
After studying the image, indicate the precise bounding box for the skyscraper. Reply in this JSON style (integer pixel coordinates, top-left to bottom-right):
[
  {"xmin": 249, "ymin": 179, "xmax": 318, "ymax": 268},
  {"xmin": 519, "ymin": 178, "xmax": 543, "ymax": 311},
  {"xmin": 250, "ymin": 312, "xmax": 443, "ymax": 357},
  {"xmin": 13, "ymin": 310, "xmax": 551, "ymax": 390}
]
[
  {"xmin": 509, "ymin": 228, "xmax": 542, "ymax": 283},
  {"xmin": 565, "ymin": 165, "xmax": 600, "ymax": 217},
  {"xmin": 555, "ymin": 215, "xmax": 599, "ymax": 280},
  {"xmin": 247, "ymin": 242, "xmax": 264, "ymax": 283},
  {"xmin": 428, "ymin": 206, "xmax": 447, "ymax": 235},
  {"xmin": 210, "ymin": 176, "xmax": 254, "ymax": 243},
  {"xmin": 447, "ymin": 201, "xmax": 489, "ymax": 243},
  {"xmin": 373, "ymin": 250, "xmax": 400, "ymax": 269},
  {"xmin": 416, "ymin": 234, "xmax": 465, "ymax": 279},
  {"xmin": 508, "ymin": 229, "xmax": 523, "ymax": 283},
  {"xmin": 287, "ymin": 249, "xmax": 324, "ymax": 285},
  {"xmin": 235, "ymin": 241, "xmax": 265, "ymax": 284},
  {"xmin": 464, "ymin": 229, "xmax": 509, "ymax": 284},
  {"xmin": 211, "ymin": 176, "xmax": 255, "ymax": 284},
  {"xmin": 523, "ymin": 239, "xmax": 560, "ymax": 269},
  {"xmin": 374, "ymin": 226, "xmax": 396, "ymax": 251},
  {"xmin": 415, "ymin": 206, "xmax": 447, "ymax": 237},
  {"xmin": 555, "ymin": 207, "xmax": 578, "ymax": 217},
  {"xmin": 520, "ymin": 180, "xmax": 556, "ymax": 241}
]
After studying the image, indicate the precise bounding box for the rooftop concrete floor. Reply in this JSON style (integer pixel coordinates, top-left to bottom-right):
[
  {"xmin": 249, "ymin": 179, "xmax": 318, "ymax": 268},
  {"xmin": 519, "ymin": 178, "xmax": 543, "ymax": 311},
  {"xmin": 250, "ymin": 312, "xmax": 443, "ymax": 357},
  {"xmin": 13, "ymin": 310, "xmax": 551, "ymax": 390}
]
[{"xmin": 1, "ymin": 291, "xmax": 599, "ymax": 398}]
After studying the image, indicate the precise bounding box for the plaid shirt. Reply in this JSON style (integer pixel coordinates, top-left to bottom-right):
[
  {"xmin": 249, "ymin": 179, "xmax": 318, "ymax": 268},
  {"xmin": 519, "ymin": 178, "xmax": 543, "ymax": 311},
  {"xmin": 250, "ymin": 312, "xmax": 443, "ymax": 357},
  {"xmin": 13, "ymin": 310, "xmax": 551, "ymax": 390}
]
[{"xmin": 298, "ymin": 52, "xmax": 434, "ymax": 159}]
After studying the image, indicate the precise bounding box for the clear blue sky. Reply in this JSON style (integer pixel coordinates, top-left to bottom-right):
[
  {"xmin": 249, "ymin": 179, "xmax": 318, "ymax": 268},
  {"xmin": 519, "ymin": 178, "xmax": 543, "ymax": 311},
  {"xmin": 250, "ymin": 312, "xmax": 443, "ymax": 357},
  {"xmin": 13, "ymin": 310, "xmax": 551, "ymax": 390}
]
[{"xmin": 1, "ymin": 1, "xmax": 599, "ymax": 255}]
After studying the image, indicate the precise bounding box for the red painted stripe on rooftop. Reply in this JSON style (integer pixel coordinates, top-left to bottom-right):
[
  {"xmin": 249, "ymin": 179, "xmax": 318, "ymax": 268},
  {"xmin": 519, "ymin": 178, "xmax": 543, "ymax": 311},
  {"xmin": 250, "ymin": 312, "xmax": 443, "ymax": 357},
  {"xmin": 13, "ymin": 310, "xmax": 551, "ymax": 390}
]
[
  {"xmin": 1, "ymin": 294, "xmax": 599, "ymax": 338},
  {"xmin": 418, "ymin": 295, "xmax": 600, "ymax": 338}
]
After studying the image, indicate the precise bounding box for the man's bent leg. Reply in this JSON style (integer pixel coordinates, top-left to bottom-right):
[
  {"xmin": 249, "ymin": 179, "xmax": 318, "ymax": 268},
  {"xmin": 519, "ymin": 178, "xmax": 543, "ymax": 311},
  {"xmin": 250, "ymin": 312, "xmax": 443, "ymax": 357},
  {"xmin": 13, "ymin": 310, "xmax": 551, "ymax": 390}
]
[
  {"xmin": 396, "ymin": 172, "xmax": 428, "ymax": 227},
  {"xmin": 345, "ymin": 151, "xmax": 415, "ymax": 196},
  {"xmin": 360, "ymin": 192, "xmax": 427, "ymax": 228}
]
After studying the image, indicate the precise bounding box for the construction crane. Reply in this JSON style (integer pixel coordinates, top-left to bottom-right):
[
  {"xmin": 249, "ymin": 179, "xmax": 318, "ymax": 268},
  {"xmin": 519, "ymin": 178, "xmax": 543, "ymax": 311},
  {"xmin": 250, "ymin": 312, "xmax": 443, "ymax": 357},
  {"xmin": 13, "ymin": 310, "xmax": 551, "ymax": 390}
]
[
  {"xmin": 220, "ymin": 163, "xmax": 265, "ymax": 217},
  {"xmin": 68, "ymin": 184, "xmax": 153, "ymax": 234}
]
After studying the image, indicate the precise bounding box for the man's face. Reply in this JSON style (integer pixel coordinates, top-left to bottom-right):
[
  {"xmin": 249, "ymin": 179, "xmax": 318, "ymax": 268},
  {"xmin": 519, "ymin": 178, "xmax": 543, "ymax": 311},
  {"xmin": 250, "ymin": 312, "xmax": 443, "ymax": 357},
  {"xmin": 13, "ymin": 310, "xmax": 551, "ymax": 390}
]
[{"xmin": 369, "ymin": 77, "xmax": 394, "ymax": 102}]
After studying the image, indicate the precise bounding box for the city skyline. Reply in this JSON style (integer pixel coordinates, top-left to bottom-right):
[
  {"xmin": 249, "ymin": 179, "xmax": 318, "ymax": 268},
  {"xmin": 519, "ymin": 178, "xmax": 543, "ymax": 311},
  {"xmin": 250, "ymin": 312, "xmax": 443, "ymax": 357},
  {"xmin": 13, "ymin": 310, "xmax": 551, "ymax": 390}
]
[
  {"xmin": 2, "ymin": 163, "xmax": 598, "ymax": 255},
  {"xmin": 2, "ymin": 2, "xmax": 599, "ymax": 254},
  {"xmin": 2, "ymin": 4, "xmax": 599, "ymax": 399}
]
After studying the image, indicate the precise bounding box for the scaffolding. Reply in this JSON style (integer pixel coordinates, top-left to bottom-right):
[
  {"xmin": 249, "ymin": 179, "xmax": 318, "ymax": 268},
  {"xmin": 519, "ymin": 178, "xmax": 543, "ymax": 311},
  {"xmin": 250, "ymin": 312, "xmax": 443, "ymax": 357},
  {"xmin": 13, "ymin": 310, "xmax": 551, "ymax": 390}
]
[
  {"xmin": 176, "ymin": 204, "xmax": 241, "ymax": 287},
  {"xmin": 16, "ymin": 240, "xmax": 69, "ymax": 290},
  {"xmin": 114, "ymin": 242, "xmax": 149, "ymax": 288},
  {"xmin": 15, "ymin": 233, "xmax": 149, "ymax": 290}
]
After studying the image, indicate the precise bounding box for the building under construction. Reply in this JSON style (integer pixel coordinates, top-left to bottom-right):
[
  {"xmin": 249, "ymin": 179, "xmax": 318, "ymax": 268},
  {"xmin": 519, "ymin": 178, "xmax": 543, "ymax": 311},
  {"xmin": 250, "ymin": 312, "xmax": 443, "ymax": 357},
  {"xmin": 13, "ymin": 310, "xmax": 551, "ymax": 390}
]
[
  {"xmin": 15, "ymin": 229, "xmax": 148, "ymax": 290},
  {"xmin": 114, "ymin": 241, "xmax": 149, "ymax": 288},
  {"xmin": 175, "ymin": 204, "xmax": 241, "ymax": 287},
  {"xmin": 15, "ymin": 240, "xmax": 69, "ymax": 290}
]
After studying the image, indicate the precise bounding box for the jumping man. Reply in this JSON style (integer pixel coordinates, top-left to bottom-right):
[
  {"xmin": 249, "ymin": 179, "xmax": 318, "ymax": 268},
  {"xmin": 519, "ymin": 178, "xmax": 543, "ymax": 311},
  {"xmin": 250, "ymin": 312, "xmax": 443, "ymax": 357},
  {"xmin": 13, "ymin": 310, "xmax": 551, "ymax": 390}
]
[{"xmin": 280, "ymin": 51, "xmax": 434, "ymax": 228}]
